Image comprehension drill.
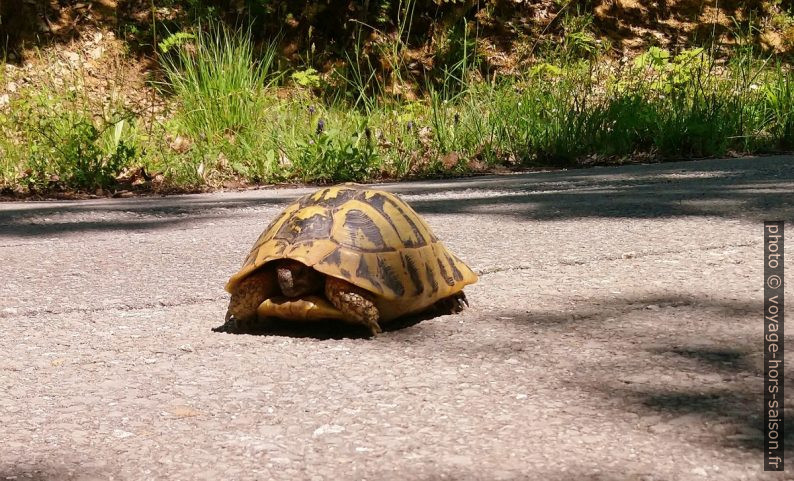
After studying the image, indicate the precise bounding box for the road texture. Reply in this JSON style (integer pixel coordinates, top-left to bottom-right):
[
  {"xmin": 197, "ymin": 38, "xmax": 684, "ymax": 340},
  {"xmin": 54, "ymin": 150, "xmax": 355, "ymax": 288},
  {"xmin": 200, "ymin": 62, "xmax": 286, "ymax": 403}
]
[{"xmin": 1, "ymin": 156, "xmax": 793, "ymax": 481}]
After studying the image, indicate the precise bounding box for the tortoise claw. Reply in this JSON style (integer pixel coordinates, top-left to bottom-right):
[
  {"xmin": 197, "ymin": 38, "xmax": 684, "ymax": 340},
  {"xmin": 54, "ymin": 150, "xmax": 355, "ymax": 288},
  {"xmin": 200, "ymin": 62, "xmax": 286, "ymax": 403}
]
[
  {"xmin": 366, "ymin": 319, "xmax": 383, "ymax": 336},
  {"xmin": 431, "ymin": 292, "xmax": 469, "ymax": 316},
  {"xmin": 457, "ymin": 292, "xmax": 469, "ymax": 309}
]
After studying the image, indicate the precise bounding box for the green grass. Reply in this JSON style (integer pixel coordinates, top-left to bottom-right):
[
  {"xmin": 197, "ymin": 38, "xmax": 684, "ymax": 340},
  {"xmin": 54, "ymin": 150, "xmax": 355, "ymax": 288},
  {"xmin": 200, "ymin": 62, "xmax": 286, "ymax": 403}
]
[
  {"xmin": 0, "ymin": 84, "xmax": 138, "ymax": 192},
  {"xmin": 152, "ymin": 23, "xmax": 279, "ymax": 185},
  {"xmin": 0, "ymin": 24, "xmax": 792, "ymax": 194}
]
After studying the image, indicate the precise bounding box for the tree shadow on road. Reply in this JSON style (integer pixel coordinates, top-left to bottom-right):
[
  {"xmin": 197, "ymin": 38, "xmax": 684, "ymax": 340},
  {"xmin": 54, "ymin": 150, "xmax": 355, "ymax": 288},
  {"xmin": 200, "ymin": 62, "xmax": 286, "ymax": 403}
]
[
  {"xmin": 612, "ymin": 345, "xmax": 793, "ymax": 453},
  {"xmin": 0, "ymin": 195, "xmax": 295, "ymax": 238},
  {"xmin": 0, "ymin": 465, "xmax": 108, "ymax": 481},
  {"xmin": 399, "ymin": 158, "xmax": 794, "ymax": 221},
  {"xmin": 397, "ymin": 292, "xmax": 790, "ymax": 454},
  {"xmin": 1, "ymin": 156, "xmax": 792, "ymax": 238}
]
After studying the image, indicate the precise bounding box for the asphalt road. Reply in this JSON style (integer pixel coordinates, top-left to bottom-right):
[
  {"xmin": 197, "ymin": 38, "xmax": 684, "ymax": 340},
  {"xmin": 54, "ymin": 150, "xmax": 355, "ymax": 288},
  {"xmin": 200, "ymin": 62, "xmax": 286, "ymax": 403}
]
[{"xmin": 1, "ymin": 156, "xmax": 793, "ymax": 481}]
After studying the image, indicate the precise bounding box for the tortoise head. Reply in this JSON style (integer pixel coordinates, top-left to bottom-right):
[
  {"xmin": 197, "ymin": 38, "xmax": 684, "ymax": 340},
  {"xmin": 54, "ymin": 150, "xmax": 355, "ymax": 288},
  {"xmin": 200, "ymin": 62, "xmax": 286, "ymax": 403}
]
[{"xmin": 276, "ymin": 259, "xmax": 324, "ymax": 298}]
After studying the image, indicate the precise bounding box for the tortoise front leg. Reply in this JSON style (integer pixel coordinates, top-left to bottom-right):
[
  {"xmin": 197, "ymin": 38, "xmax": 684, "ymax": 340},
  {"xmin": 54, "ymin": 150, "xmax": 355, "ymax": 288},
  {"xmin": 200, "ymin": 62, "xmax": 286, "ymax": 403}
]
[
  {"xmin": 225, "ymin": 267, "xmax": 278, "ymax": 329},
  {"xmin": 324, "ymin": 277, "xmax": 382, "ymax": 335}
]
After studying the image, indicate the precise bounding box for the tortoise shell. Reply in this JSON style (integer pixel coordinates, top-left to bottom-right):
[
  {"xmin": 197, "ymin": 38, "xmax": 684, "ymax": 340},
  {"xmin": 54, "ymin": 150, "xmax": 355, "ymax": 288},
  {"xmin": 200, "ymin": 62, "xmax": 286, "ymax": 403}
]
[{"xmin": 225, "ymin": 184, "xmax": 477, "ymax": 321}]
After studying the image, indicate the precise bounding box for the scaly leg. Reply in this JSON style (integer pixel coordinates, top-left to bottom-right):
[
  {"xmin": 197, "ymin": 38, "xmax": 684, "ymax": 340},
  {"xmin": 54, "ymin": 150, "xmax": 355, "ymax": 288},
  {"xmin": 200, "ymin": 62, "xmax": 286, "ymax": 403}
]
[
  {"xmin": 324, "ymin": 276, "xmax": 382, "ymax": 335},
  {"xmin": 431, "ymin": 291, "xmax": 469, "ymax": 315},
  {"xmin": 224, "ymin": 267, "xmax": 278, "ymax": 329}
]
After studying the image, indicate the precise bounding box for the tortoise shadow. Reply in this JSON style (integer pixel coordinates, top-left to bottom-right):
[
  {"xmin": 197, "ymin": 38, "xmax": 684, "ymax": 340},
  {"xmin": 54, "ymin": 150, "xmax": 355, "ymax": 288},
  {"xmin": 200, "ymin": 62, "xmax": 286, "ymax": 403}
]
[{"xmin": 211, "ymin": 310, "xmax": 439, "ymax": 340}]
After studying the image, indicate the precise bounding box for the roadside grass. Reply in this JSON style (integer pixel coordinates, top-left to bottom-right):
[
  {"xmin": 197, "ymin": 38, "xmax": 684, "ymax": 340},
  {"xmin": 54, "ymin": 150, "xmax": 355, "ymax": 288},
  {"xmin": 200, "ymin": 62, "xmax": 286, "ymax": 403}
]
[
  {"xmin": 0, "ymin": 21, "xmax": 792, "ymax": 194},
  {"xmin": 0, "ymin": 62, "xmax": 140, "ymax": 192}
]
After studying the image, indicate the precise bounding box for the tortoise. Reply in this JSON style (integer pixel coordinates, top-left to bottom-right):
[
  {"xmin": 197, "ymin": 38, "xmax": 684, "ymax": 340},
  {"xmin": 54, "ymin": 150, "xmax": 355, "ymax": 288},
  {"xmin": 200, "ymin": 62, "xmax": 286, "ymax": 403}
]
[{"xmin": 223, "ymin": 184, "xmax": 478, "ymax": 335}]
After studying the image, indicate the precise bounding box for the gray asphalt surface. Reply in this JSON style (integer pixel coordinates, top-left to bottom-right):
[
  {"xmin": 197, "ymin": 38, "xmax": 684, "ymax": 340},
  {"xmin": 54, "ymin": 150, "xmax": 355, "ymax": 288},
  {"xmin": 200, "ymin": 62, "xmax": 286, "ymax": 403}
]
[{"xmin": 1, "ymin": 156, "xmax": 793, "ymax": 481}]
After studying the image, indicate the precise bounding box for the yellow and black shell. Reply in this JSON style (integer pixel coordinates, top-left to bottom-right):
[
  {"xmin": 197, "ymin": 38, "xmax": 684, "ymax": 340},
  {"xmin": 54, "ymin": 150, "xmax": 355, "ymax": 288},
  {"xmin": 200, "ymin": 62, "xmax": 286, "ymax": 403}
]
[{"xmin": 225, "ymin": 184, "xmax": 478, "ymax": 321}]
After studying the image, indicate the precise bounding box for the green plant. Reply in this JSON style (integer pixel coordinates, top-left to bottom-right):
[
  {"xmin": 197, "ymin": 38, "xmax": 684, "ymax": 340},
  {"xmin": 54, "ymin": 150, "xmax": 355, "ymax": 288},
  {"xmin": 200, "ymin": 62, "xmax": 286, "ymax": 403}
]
[
  {"xmin": 337, "ymin": 35, "xmax": 382, "ymax": 112},
  {"xmin": 293, "ymin": 119, "xmax": 378, "ymax": 182},
  {"xmin": 159, "ymin": 22, "xmax": 277, "ymax": 141},
  {"xmin": 634, "ymin": 46, "xmax": 709, "ymax": 95},
  {"xmin": 760, "ymin": 63, "xmax": 794, "ymax": 148},
  {"xmin": 559, "ymin": 9, "xmax": 602, "ymax": 60},
  {"xmin": 434, "ymin": 18, "xmax": 478, "ymax": 95},
  {"xmin": 292, "ymin": 67, "xmax": 322, "ymax": 88},
  {"xmin": 341, "ymin": 0, "xmax": 417, "ymax": 105},
  {"xmin": 22, "ymin": 105, "xmax": 135, "ymax": 190},
  {"xmin": 158, "ymin": 31, "xmax": 196, "ymax": 53}
]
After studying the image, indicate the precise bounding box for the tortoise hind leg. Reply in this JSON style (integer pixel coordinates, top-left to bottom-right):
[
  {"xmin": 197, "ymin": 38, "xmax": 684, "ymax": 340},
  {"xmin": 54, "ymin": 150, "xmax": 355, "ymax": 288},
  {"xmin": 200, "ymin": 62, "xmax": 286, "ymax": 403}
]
[
  {"xmin": 431, "ymin": 291, "xmax": 469, "ymax": 315},
  {"xmin": 382, "ymin": 292, "xmax": 469, "ymax": 332},
  {"xmin": 325, "ymin": 277, "xmax": 382, "ymax": 335}
]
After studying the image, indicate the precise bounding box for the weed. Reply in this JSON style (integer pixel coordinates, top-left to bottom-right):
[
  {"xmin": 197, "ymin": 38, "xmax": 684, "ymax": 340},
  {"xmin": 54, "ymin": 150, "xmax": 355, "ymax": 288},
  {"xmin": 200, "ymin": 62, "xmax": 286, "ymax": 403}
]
[
  {"xmin": 293, "ymin": 118, "xmax": 378, "ymax": 182},
  {"xmin": 159, "ymin": 22, "xmax": 277, "ymax": 141},
  {"xmin": 2, "ymin": 14, "xmax": 793, "ymax": 194},
  {"xmin": 9, "ymin": 93, "xmax": 135, "ymax": 190}
]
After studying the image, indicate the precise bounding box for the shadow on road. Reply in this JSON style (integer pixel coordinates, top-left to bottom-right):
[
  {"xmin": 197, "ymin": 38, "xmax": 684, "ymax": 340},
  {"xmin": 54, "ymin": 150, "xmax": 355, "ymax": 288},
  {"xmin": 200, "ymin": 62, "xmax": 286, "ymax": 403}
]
[
  {"xmin": 0, "ymin": 466, "xmax": 107, "ymax": 481},
  {"xmin": 402, "ymin": 159, "xmax": 793, "ymax": 220},
  {"xmin": 616, "ymin": 341, "xmax": 793, "ymax": 453},
  {"xmin": 474, "ymin": 294, "xmax": 791, "ymax": 454},
  {"xmin": 1, "ymin": 156, "xmax": 792, "ymax": 237},
  {"xmin": 0, "ymin": 196, "xmax": 294, "ymax": 238},
  {"xmin": 365, "ymin": 292, "xmax": 788, "ymax": 454},
  {"xmin": 210, "ymin": 310, "xmax": 437, "ymax": 340}
]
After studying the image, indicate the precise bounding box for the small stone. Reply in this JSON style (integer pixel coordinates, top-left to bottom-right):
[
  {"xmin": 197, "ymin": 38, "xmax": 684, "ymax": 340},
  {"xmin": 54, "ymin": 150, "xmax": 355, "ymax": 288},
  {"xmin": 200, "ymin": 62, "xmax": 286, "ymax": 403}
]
[
  {"xmin": 112, "ymin": 429, "xmax": 134, "ymax": 439},
  {"xmin": 313, "ymin": 424, "xmax": 345, "ymax": 437},
  {"xmin": 691, "ymin": 467, "xmax": 707, "ymax": 476},
  {"xmin": 648, "ymin": 423, "xmax": 672, "ymax": 434}
]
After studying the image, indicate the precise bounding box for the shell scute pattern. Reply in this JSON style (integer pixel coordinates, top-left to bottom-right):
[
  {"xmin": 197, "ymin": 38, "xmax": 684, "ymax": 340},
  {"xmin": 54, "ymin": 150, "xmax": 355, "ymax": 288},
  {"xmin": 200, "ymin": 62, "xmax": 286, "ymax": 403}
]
[
  {"xmin": 361, "ymin": 191, "xmax": 429, "ymax": 248},
  {"xmin": 273, "ymin": 206, "xmax": 333, "ymax": 244},
  {"xmin": 256, "ymin": 204, "xmax": 299, "ymax": 245},
  {"xmin": 226, "ymin": 184, "xmax": 477, "ymax": 320},
  {"xmin": 338, "ymin": 206, "xmax": 390, "ymax": 251},
  {"xmin": 377, "ymin": 256, "xmax": 405, "ymax": 297},
  {"xmin": 447, "ymin": 253, "xmax": 465, "ymax": 282},
  {"xmin": 401, "ymin": 251, "xmax": 425, "ymax": 296},
  {"xmin": 304, "ymin": 186, "xmax": 361, "ymax": 209},
  {"xmin": 424, "ymin": 262, "xmax": 440, "ymax": 294}
]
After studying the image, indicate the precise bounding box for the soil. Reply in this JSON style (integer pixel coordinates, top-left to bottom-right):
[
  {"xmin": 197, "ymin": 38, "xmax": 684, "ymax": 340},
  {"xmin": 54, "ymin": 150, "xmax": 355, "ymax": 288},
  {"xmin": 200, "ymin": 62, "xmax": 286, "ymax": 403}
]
[{"xmin": 2, "ymin": 1, "xmax": 793, "ymax": 72}]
